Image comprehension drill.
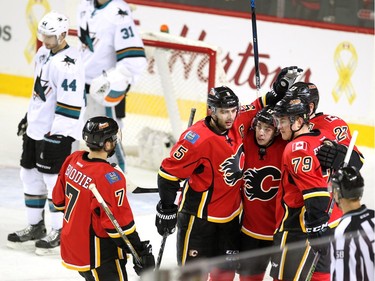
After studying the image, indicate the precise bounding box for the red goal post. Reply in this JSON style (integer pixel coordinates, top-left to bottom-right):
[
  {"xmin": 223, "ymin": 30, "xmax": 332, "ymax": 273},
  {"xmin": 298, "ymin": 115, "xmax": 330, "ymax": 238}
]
[{"xmin": 37, "ymin": 29, "xmax": 228, "ymax": 169}]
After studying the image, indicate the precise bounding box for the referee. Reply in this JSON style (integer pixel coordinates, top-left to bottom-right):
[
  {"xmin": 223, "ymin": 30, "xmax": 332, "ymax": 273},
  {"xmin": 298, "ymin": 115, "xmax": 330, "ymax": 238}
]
[{"xmin": 330, "ymin": 166, "xmax": 374, "ymax": 281}]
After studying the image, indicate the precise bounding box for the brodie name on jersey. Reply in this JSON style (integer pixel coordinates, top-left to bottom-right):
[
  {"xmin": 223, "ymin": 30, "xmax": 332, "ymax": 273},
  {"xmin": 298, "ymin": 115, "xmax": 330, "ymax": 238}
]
[{"xmin": 65, "ymin": 163, "xmax": 93, "ymax": 189}]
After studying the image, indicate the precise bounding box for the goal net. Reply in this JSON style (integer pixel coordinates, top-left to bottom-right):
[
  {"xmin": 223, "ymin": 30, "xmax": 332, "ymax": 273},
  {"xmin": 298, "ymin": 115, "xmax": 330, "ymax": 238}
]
[{"xmin": 37, "ymin": 29, "xmax": 227, "ymax": 170}]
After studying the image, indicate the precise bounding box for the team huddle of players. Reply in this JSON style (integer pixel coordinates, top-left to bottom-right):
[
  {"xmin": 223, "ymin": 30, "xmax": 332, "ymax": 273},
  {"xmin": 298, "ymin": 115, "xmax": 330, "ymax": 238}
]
[
  {"xmin": 155, "ymin": 69, "xmax": 372, "ymax": 281},
  {"xmin": 5, "ymin": 1, "xmax": 374, "ymax": 281}
]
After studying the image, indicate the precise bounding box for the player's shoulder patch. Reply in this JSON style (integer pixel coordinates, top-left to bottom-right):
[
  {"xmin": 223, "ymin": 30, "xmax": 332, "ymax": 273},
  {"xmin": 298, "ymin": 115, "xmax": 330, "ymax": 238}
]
[
  {"xmin": 184, "ymin": 130, "xmax": 200, "ymax": 144},
  {"xmin": 292, "ymin": 141, "xmax": 308, "ymax": 152},
  {"xmin": 105, "ymin": 171, "xmax": 121, "ymax": 184}
]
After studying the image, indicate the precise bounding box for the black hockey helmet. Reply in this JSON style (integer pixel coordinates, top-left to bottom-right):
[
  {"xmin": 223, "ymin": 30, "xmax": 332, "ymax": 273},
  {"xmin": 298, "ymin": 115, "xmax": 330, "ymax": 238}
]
[
  {"xmin": 207, "ymin": 86, "xmax": 239, "ymax": 111},
  {"xmin": 285, "ymin": 82, "xmax": 319, "ymax": 115},
  {"xmin": 273, "ymin": 94, "xmax": 310, "ymax": 124},
  {"xmin": 82, "ymin": 116, "xmax": 119, "ymax": 149},
  {"xmin": 252, "ymin": 106, "xmax": 277, "ymax": 130},
  {"xmin": 331, "ymin": 166, "xmax": 364, "ymax": 200}
]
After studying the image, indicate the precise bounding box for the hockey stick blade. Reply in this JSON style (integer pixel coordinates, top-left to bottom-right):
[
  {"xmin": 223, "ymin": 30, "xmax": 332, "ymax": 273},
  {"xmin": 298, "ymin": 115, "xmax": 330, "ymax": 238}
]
[{"xmin": 132, "ymin": 187, "xmax": 159, "ymax": 193}]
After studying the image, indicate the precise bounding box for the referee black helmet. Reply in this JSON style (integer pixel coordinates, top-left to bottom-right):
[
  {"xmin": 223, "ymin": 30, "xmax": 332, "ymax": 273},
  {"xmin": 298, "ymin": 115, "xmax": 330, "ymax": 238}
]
[{"xmin": 331, "ymin": 166, "xmax": 364, "ymax": 200}]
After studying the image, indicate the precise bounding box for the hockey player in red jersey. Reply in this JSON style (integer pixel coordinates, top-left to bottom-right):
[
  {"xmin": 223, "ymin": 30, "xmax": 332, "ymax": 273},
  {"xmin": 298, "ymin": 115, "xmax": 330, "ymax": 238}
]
[
  {"xmin": 153, "ymin": 66, "xmax": 303, "ymax": 280},
  {"xmin": 285, "ymin": 82, "xmax": 364, "ymax": 278},
  {"xmin": 270, "ymin": 94, "xmax": 332, "ymax": 281},
  {"xmin": 155, "ymin": 85, "xmax": 267, "ymax": 281},
  {"xmin": 52, "ymin": 116, "xmax": 155, "ymax": 280},
  {"xmin": 286, "ymin": 82, "xmax": 363, "ymax": 183},
  {"xmin": 238, "ymin": 106, "xmax": 288, "ymax": 281}
]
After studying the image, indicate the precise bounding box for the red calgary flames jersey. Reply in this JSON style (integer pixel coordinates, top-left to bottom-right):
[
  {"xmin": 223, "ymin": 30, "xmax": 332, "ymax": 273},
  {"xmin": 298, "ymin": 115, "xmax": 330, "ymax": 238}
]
[
  {"xmin": 160, "ymin": 103, "xmax": 260, "ymax": 223},
  {"xmin": 52, "ymin": 151, "xmax": 137, "ymax": 271},
  {"xmin": 309, "ymin": 113, "xmax": 363, "ymax": 227},
  {"xmin": 241, "ymin": 131, "xmax": 288, "ymax": 240},
  {"xmin": 275, "ymin": 130, "xmax": 331, "ymax": 233}
]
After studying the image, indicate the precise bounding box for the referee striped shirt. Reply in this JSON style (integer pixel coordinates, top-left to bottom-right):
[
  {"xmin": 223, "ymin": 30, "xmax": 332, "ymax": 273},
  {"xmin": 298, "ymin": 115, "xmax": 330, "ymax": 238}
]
[{"xmin": 331, "ymin": 204, "xmax": 374, "ymax": 281}]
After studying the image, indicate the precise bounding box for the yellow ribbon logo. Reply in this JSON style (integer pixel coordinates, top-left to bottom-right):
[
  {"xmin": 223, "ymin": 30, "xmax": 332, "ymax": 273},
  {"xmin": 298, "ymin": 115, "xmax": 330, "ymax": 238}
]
[
  {"xmin": 332, "ymin": 41, "xmax": 358, "ymax": 104},
  {"xmin": 25, "ymin": 0, "xmax": 51, "ymax": 64}
]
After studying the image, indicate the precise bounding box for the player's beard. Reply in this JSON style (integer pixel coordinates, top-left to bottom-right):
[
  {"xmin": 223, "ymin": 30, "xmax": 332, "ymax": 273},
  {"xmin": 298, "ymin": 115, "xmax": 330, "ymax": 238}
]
[
  {"xmin": 105, "ymin": 143, "xmax": 117, "ymax": 158},
  {"xmin": 211, "ymin": 115, "xmax": 231, "ymax": 133}
]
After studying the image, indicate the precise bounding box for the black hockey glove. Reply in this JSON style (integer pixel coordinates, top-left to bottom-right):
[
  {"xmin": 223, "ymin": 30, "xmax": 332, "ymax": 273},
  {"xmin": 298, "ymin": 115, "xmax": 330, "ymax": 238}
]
[
  {"xmin": 17, "ymin": 113, "xmax": 28, "ymax": 136},
  {"xmin": 133, "ymin": 240, "xmax": 155, "ymax": 276},
  {"xmin": 155, "ymin": 201, "xmax": 178, "ymax": 236},
  {"xmin": 265, "ymin": 66, "xmax": 303, "ymax": 106},
  {"xmin": 317, "ymin": 139, "xmax": 347, "ymax": 171},
  {"xmin": 37, "ymin": 134, "xmax": 74, "ymax": 174},
  {"xmin": 306, "ymin": 218, "xmax": 331, "ymax": 256}
]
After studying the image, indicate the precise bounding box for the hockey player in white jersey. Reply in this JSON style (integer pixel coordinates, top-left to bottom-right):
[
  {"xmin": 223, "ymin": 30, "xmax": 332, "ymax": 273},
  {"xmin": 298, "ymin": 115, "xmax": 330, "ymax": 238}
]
[
  {"xmin": 77, "ymin": 0, "xmax": 147, "ymax": 171},
  {"xmin": 7, "ymin": 11, "xmax": 86, "ymax": 255}
]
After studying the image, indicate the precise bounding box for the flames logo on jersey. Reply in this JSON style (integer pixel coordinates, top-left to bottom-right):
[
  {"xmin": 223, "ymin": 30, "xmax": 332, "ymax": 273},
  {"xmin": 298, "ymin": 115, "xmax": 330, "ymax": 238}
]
[
  {"xmin": 243, "ymin": 166, "xmax": 280, "ymax": 201},
  {"xmin": 219, "ymin": 144, "xmax": 245, "ymax": 186}
]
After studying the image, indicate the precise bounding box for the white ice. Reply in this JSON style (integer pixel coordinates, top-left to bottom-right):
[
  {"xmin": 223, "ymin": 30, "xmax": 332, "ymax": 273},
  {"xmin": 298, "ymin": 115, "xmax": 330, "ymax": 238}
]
[{"xmin": 0, "ymin": 94, "xmax": 373, "ymax": 280}]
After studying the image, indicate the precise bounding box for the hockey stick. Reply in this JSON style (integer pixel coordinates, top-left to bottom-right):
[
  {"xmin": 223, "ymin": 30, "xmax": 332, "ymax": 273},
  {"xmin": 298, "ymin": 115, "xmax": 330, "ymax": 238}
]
[
  {"xmin": 155, "ymin": 107, "xmax": 197, "ymax": 269},
  {"xmin": 89, "ymin": 183, "xmax": 143, "ymax": 267},
  {"xmin": 132, "ymin": 108, "xmax": 197, "ymax": 194},
  {"xmin": 188, "ymin": 108, "xmax": 196, "ymax": 128},
  {"xmin": 250, "ymin": 0, "xmax": 260, "ymax": 97},
  {"xmin": 305, "ymin": 130, "xmax": 359, "ymax": 281},
  {"xmin": 156, "ymin": 232, "xmax": 169, "ymax": 269}
]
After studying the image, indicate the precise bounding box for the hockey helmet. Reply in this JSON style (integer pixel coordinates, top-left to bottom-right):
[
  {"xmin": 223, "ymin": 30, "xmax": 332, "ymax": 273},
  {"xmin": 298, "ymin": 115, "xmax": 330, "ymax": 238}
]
[
  {"xmin": 252, "ymin": 106, "xmax": 277, "ymax": 130},
  {"xmin": 331, "ymin": 166, "xmax": 364, "ymax": 200},
  {"xmin": 37, "ymin": 11, "xmax": 69, "ymax": 42},
  {"xmin": 273, "ymin": 94, "xmax": 310, "ymax": 124},
  {"xmin": 207, "ymin": 86, "xmax": 239, "ymax": 111},
  {"xmin": 82, "ymin": 116, "xmax": 119, "ymax": 149},
  {"xmin": 285, "ymin": 82, "xmax": 319, "ymax": 114}
]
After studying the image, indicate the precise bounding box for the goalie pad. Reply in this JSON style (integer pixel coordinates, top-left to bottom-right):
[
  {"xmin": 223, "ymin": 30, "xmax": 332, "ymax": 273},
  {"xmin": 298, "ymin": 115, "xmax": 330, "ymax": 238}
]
[{"xmin": 90, "ymin": 65, "xmax": 132, "ymax": 107}]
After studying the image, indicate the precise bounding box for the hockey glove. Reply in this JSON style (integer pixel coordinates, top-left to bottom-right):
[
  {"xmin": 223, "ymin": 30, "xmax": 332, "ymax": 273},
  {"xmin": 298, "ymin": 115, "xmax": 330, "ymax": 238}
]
[
  {"xmin": 265, "ymin": 66, "xmax": 303, "ymax": 106},
  {"xmin": 37, "ymin": 134, "xmax": 74, "ymax": 174},
  {"xmin": 155, "ymin": 201, "xmax": 178, "ymax": 236},
  {"xmin": 90, "ymin": 65, "xmax": 132, "ymax": 107},
  {"xmin": 317, "ymin": 139, "xmax": 347, "ymax": 171},
  {"xmin": 133, "ymin": 240, "xmax": 155, "ymax": 276},
  {"xmin": 17, "ymin": 113, "xmax": 28, "ymax": 136},
  {"xmin": 306, "ymin": 218, "xmax": 331, "ymax": 256}
]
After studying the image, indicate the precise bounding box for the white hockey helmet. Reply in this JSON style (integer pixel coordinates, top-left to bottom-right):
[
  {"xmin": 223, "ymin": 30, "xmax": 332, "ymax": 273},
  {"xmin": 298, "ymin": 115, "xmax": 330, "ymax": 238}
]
[{"xmin": 37, "ymin": 11, "xmax": 69, "ymax": 43}]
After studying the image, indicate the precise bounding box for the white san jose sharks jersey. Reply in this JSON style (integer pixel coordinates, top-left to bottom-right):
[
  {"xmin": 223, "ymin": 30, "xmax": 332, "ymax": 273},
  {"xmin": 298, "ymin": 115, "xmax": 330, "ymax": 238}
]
[
  {"xmin": 77, "ymin": 0, "xmax": 147, "ymax": 84},
  {"xmin": 26, "ymin": 44, "xmax": 86, "ymax": 141}
]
